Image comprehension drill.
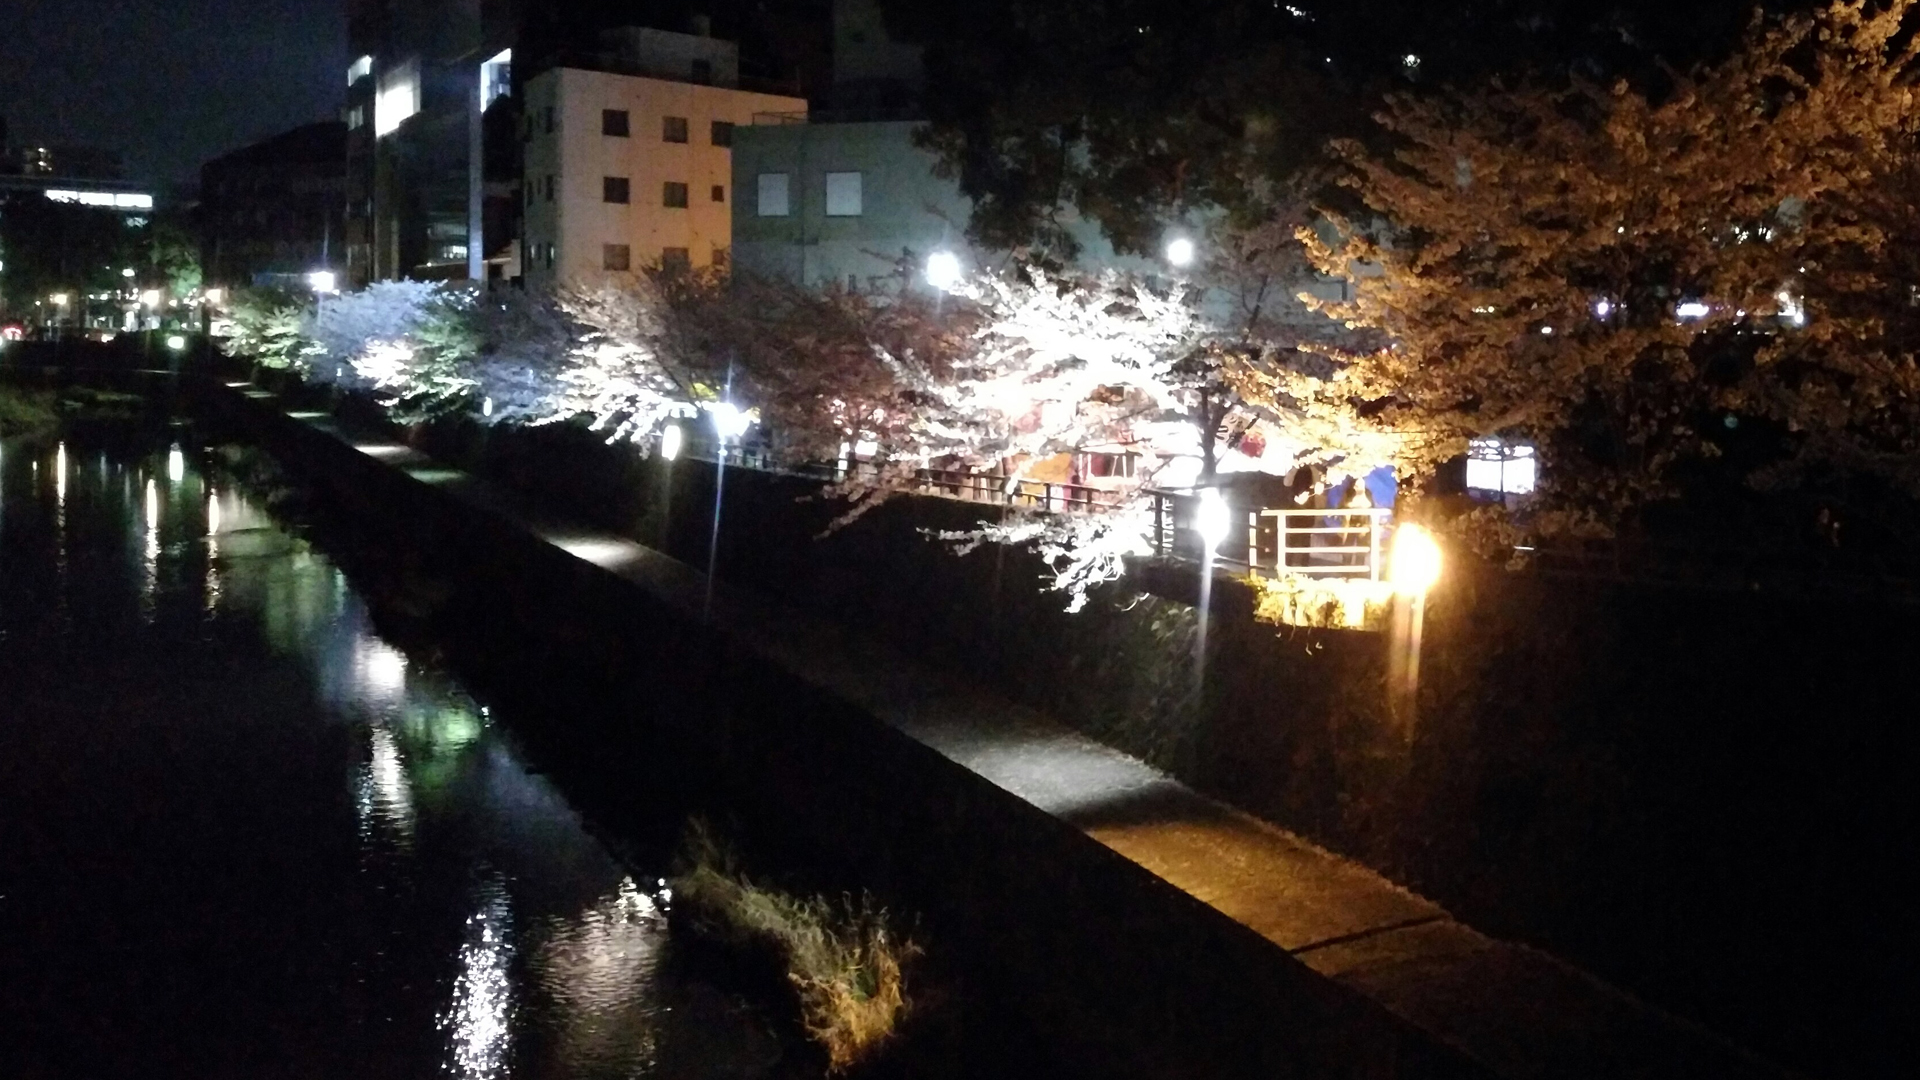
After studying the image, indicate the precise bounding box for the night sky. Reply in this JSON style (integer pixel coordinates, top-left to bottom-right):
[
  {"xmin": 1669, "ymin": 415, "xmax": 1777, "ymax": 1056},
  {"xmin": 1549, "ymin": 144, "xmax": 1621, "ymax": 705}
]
[{"xmin": 0, "ymin": 0, "xmax": 346, "ymax": 187}]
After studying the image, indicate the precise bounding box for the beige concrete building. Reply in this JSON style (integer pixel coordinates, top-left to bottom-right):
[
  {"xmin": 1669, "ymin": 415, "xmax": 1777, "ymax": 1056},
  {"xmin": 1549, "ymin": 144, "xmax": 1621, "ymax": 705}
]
[{"xmin": 522, "ymin": 50, "xmax": 805, "ymax": 286}]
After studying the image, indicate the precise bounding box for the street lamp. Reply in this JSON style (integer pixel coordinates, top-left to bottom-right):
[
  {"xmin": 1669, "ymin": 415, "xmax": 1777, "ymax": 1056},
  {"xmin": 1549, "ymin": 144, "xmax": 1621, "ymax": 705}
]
[
  {"xmin": 925, "ymin": 250, "xmax": 964, "ymax": 293},
  {"xmin": 1387, "ymin": 522, "xmax": 1443, "ymax": 729},
  {"xmin": 1389, "ymin": 522, "xmax": 1442, "ymax": 597},
  {"xmin": 121, "ymin": 268, "xmax": 135, "ymax": 279},
  {"xmin": 308, "ymin": 270, "xmax": 338, "ymax": 294},
  {"xmin": 166, "ymin": 334, "xmax": 187, "ymax": 352},
  {"xmin": 203, "ymin": 288, "xmax": 224, "ymax": 306},
  {"xmin": 1194, "ymin": 487, "xmax": 1231, "ymax": 553},
  {"xmin": 659, "ymin": 423, "xmax": 684, "ymax": 462},
  {"xmin": 1165, "ymin": 235, "xmax": 1196, "ymax": 268}
]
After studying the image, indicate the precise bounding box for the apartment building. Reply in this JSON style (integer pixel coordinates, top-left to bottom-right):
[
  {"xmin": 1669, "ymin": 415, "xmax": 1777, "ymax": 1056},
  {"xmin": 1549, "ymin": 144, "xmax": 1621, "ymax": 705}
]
[{"xmin": 521, "ymin": 37, "xmax": 805, "ymax": 285}]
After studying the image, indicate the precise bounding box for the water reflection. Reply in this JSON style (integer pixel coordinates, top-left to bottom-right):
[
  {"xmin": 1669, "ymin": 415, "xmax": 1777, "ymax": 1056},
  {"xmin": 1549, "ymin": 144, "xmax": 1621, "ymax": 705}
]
[
  {"xmin": 0, "ymin": 435, "xmax": 789, "ymax": 1079},
  {"xmin": 445, "ymin": 877, "xmax": 516, "ymax": 1080}
]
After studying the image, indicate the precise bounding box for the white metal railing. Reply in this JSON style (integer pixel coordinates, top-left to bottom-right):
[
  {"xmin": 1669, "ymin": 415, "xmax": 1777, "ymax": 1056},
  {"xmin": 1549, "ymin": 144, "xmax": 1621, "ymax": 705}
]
[{"xmin": 1255, "ymin": 507, "xmax": 1394, "ymax": 579}]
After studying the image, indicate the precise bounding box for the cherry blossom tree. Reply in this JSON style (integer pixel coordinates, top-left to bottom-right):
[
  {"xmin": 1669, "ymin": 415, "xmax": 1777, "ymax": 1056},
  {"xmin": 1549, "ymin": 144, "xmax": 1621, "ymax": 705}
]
[{"xmin": 1288, "ymin": 0, "xmax": 1920, "ymax": 547}]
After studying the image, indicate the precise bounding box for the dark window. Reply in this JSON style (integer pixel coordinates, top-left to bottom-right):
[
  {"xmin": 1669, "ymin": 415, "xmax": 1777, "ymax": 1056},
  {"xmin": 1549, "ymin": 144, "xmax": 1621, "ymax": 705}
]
[
  {"xmin": 602, "ymin": 109, "xmax": 630, "ymax": 137},
  {"xmin": 691, "ymin": 59, "xmax": 713, "ymax": 84},
  {"xmin": 543, "ymin": 106, "xmax": 554, "ymax": 134},
  {"xmin": 544, "ymin": 244, "xmax": 554, "ymax": 268},
  {"xmin": 662, "ymin": 247, "xmax": 691, "ymax": 272},
  {"xmin": 710, "ymin": 121, "xmax": 734, "ymax": 147},
  {"xmin": 604, "ymin": 244, "xmax": 631, "ymax": 272},
  {"xmin": 603, "ymin": 176, "xmax": 631, "ymax": 204},
  {"xmin": 662, "ymin": 116, "xmax": 689, "ymax": 143},
  {"xmin": 525, "ymin": 184, "xmax": 532, "ymax": 207},
  {"xmin": 712, "ymin": 247, "xmax": 729, "ymax": 270},
  {"xmin": 662, "ymin": 182, "xmax": 689, "ymax": 208},
  {"xmin": 544, "ymin": 175, "xmax": 554, "ymax": 201},
  {"xmin": 711, "ymin": 184, "xmax": 725, "ymax": 203}
]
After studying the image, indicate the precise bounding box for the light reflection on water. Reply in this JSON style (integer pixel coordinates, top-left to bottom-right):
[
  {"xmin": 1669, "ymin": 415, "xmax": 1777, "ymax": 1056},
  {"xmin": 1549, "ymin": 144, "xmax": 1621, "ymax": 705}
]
[{"xmin": 0, "ymin": 437, "xmax": 786, "ymax": 1078}]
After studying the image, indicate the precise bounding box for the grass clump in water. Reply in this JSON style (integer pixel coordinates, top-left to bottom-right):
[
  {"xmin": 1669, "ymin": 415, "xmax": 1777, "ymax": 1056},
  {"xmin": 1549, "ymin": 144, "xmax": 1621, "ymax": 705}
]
[{"xmin": 670, "ymin": 821, "xmax": 918, "ymax": 1072}]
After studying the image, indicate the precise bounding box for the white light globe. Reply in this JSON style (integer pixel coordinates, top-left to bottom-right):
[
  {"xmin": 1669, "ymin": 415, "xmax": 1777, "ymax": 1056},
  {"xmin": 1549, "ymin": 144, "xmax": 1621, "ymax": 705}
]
[
  {"xmin": 1389, "ymin": 523, "xmax": 1443, "ymax": 597},
  {"xmin": 659, "ymin": 423, "xmax": 684, "ymax": 461},
  {"xmin": 706, "ymin": 401, "xmax": 752, "ymax": 440},
  {"xmin": 166, "ymin": 334, "xmax": 187, "ymax": 351},
  {"xmin": 1165, "ymin": 236, "xmax": 1196, "ymax": 268},
  {"xmin": 925, "ymin": 250, "xmax": 963, "ymax": 293},
  {"xmin": 1195, "ymin": 487, "xmax": 1232, "ymax": 553},
  {"xmin": 308, "ymin": 270, "xmax": 338, "ymax": 294}
]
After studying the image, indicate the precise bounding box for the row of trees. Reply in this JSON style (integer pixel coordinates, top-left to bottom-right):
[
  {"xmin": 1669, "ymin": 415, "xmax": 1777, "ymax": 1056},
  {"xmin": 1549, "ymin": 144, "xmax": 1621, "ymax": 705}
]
[{"xmin": 227, "ymin": 1, "xmax": 1920, "ymax": 591}]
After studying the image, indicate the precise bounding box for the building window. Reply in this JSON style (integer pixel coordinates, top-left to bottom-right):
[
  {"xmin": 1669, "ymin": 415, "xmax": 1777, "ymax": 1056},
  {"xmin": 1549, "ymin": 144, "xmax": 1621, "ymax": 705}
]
[
  {"xmin": 711, "ymin": 121, "xmax": 734, "ymax": 147},
  {"xmin": 663, "ymin": 181, "xmax": 689, "ymax": 208},
  {"xmin": 756, "ymin": 173, "xmax": 790, "ymax": 217},
  {"xmin": 604, "ymin": 176, "xmax": 631, "ymax": 204},
  {"xmin": 602, "ymin": 109, "xmax": 629, "ymax": 137},
  {"xmin": 544, "ymin": 175, "xmax": 554, "ymax": 201},
  {"xmin": 825, "ymin": 171, "xmax": 863, "ymax": 217},
  {"xmin": 543, "ymin": 105, "xmax": 554, "ymax": 134},
  {"xmin": 662, "ymin": 247, "xmax": 691, "ymax": 272},
  {"xmin": 1466, "ymin": 437, "xmax": 1537, "ymax": 496},
  {"xmin": 711, "ymin": 184, "xmax": 726, "ymax": 203},
  {"xmin": 691, "ymin": 59, "xmax": 713, "ymax": 84},
  {"xmin": 662, "ymin": 116, "xmax": 689, "ymax": 143},
  {"xmin": 604, "ymin": 244, "xmax": 631, "ymax": 272}
]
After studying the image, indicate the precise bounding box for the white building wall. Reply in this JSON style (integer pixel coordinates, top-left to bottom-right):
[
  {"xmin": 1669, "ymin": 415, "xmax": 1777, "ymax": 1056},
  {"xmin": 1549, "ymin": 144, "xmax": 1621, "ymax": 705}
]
[{"xmin": 522, "ymin": 67, "xmax": 805, "ymax": 287}]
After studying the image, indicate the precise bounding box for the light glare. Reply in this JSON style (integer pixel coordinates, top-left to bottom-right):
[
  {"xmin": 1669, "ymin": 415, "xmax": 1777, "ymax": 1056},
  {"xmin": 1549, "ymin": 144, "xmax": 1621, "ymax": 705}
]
[
  {"xmin": 1165, "ymin": 236, "xmax": 1196, "ymax": 267},
  {"xmin": 1195, "ymin": 487, "xmax": 1231, "ymax": 553},
  {"xmin": 659, "ymin": 424, "xmax": 684, "ymax": 461},
  {"xmin": 1389, "ymin": 523, "xmax": 1443, "ymax": 597},
  {"xmin": 925, "ymin": 250, "xmax": 964, "ymax": 292}
]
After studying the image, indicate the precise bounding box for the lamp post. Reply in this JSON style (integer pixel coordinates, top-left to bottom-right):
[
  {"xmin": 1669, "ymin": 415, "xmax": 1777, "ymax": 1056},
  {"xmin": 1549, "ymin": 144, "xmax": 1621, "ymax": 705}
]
[
  {"xmin": 702, "ymin": 365, "xmax": 750, "ymax": 622},
  {"xmin": 1194, "ymin": 486, "xmax": 1232, "ymax": 687},
  {"xmin": 1387, "ymin": 522, "xmax": 1443, "ymax": 729}
]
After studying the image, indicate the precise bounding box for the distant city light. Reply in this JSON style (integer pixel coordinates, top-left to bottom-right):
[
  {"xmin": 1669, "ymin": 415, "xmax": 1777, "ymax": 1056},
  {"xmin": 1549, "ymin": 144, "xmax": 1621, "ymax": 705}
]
[
  {"xmin": 166, "ymin": 334, "xmax": 187, "ymax": 352},
  {"xmin": 140, "ymin": 290, "xmax": 160, "ymax": 306},
  {"xmin": 44, "ymin": 189, "xmax": 153, "ymax": 210},
  {"xmin": 1777, "ymin": 288, "xmax": 1806, "ymax": 327},
  {"xmin": 308, "ymin": 270, "xmax": 338, "ymax": 294},
  {"xmin": 121, "ymin": 267, "xmax": 135, "ymax": 278},
  {"xmin": 1165, "ymin": 236, "xmax": 1196, "ymax": 268},
  {"xmin": 925, "ymin": 250, "xmax": 964, "ymax": 293},
  {"xmin": 204, "ymin": 288, "xmax": 224, "ymax": 305},
  {"xmin": 1675, "ymin": 301, "xmax": 1710, "ymax": 320},
  {"xmin": 1593, "ymin": 298, "xmax": 1612, "ymax": 318},
  {"xmin": 50, "ymin": 293, "xmax": 69, "ymax": 306}
]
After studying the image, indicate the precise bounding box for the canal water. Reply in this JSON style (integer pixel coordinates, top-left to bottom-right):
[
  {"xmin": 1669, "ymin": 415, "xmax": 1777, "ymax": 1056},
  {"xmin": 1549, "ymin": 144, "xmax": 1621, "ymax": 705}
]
[{"xmin": 0, "ymin": 435, "xmax": 791, "ymax": 1078}]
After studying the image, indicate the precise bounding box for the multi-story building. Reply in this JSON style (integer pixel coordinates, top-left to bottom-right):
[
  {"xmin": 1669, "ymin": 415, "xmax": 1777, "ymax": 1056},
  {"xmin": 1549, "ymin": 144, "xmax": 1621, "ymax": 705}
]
[
  {"xmin": 200, "ymin": 122, "xmax": 348, "ymax": 291},
  {"xmin": 520, "ymin": 30, "xmax": 805, "ymax": 285},
  {"xmin": 343, "ymin": 1, "xmax": 829, "ymax": 288}
]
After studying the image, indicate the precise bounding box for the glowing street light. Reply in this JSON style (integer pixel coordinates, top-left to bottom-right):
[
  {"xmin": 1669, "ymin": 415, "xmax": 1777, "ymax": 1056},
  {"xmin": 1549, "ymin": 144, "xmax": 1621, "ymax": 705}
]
[
  {"xmin": 166, "ymin": 334, "xmax": 187, "ymax": 352},
  {"xmin": 925, "ymin": 250, "xmax": 964, "ymax": 293},
  {"xmin": 121, "ymin": 267, "xmax": 136, "ymax": 279},
  {"xmin": 707, "ymin": 400, "xmax": 752, "ymax": 441},
  {"xmin": 50, "ymin": 293, "xmax": 69, "ymax": 307},
  {"xmin": 308, "ymin": 270, "xmax": 338, "ymax": 294},
  {"xmin": 139, "ymin": 289, "xmax": 161, "ymax": 307},
  {"xmin": 1165, "ymin": 236, "xmax": 1196, "ymax": 268},
  {"xmin": 1194, "ymin": 487, "xmax": 1232, "ymax": 553},
  {"xmin": 204, "ymin": 288, "xmax": 225, "ymax": 305},
  {"xmin": 659, "ymin": 423, "xmax": 684, "ymax": 461},
  {"xmin": 1389, "ymin": 522, "xmax": 1443, "ymax": 597}
]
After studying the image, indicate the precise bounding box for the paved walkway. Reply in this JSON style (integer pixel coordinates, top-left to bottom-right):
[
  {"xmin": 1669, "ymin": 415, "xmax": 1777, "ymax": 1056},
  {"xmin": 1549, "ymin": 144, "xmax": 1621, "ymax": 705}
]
[{"xmin": 239, "ymin": 383, "xmax": 1793, "ymax": 1079}]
